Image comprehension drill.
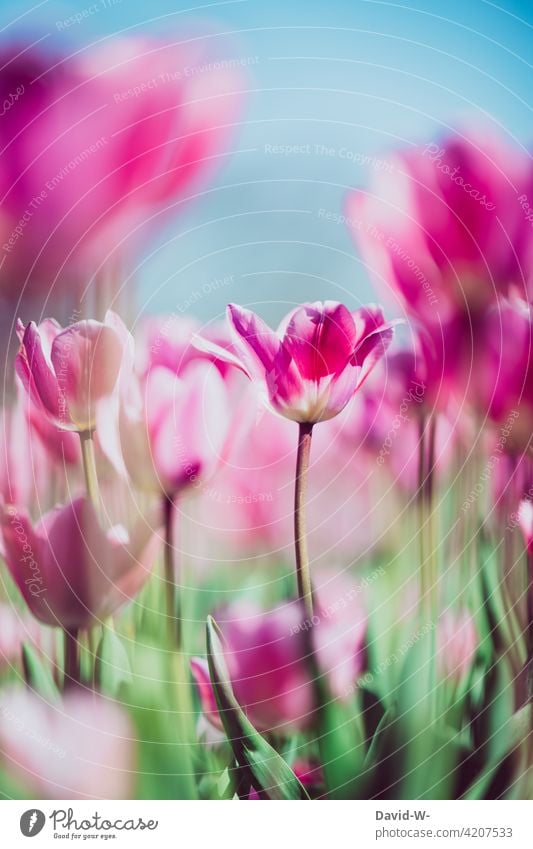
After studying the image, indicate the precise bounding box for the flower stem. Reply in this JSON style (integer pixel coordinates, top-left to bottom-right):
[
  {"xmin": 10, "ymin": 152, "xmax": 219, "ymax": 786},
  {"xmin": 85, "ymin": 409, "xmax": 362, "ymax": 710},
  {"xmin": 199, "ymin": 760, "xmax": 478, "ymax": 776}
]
[
  {"xmin": 79, "ymin": 430, "xmax": 100, "ymax": 512},
  {"xmin": 163, "ymin": 494, "xmax": 180, "ymax": 647},
  {"xmin": 63, "ymin": 627, "xmax": 80, "ymax": 688},
  {"xmin": 294, "ymin": 422, "xmax": 314, "ymax": 619}
]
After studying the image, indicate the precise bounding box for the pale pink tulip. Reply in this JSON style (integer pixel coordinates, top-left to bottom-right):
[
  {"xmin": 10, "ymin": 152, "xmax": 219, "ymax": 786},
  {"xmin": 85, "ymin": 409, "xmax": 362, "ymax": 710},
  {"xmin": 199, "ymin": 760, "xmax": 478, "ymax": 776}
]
[
  {"xmin": 16, "ymin": 310, "xmax": 132, "ymax": 433},
  {"xmin": 0, "ymin": 497, "xmax": 160, "ymax": 629},
  {"xmin": 0, "ymin": 687, "xmax": 134, "ymax": 798},
  {"xmin": 102, "ymin": 360, "xmax": 230, "ymax": 498}
]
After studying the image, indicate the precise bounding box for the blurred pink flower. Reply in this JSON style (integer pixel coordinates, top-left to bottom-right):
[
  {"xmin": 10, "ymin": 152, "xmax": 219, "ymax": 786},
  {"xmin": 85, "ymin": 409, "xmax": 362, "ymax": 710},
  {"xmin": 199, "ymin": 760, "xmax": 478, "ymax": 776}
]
[
  {"xmin": 0, "ymin": 687, "xmax": 133, "ymax": 798},
  {"xmin": 0, "ymin": 496, "xmax": 160, "ymax": 629},
  {"xmin": 346, "ymin": 132, "xmax": 533, "ymax": 415},
  {"xmin": 138, "ymin": 314, "xmax": 238, "ymax": 381},
  {"xmin": 0, "ymin": 393, "xmax": 51, "ymax": 506},
  {"xmin": 192, "ymin": 576, "xmax": 366, "ymax": 733},
  {"xmin": 470, "ymin": 296, "xmax": 533, "ymax": 450},
  {"xmin": 196, "ymin": 302, "xmax": 398, "ymax": 424},
  {"xmin": 101, "ymin": 360, "xmax": 231, "ymax": 498},
  {"xmin": 16, "ymin": 310, "xmax": 132, "ymax": 433},
  {"xmin": 0, "ymin": 37, "xmax": 243, "ymax": 301},
  {"xmin": 347, "ymin": 131, "xmax": 533, "ymax": 324},
  {"xmin": 437, "ymin": 610, "xmax": 478, "ymax": 683}
]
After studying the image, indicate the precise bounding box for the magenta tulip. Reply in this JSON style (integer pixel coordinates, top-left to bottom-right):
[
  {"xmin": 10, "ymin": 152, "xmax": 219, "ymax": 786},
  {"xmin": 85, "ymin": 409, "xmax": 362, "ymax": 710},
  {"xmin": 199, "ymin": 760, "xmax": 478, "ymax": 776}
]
[
  {"xmin": 0, "ymin": 39, "xmax": 243, "ymax": 301},
  {"xmin": 0, "ymin": 686, "xmax": 133, "ymax": 799},
  {"xmin": 347, "ymin": 131, "xmax": 533, "ymax": 323},
  {"xmin": 195, "ymin": 302, "xmax": 397, "ymax": 424},
  {"xmin": 468, "ymin": 296, "xmax": 533, "ymax": 450},
  {"xmin": 0, "ymin": 497, "xmax": 160, "ymax": 629},
  {"xmin": 16, "ymin": 310, "xmax": 132, "ymax": 433}
]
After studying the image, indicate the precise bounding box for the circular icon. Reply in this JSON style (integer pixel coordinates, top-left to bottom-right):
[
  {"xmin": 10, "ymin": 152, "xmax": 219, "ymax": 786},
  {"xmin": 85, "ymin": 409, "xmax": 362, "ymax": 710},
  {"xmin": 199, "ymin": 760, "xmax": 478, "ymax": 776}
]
[{"xmin": 20, "ymin": 810, "xmax": 46, "ymax": 837}]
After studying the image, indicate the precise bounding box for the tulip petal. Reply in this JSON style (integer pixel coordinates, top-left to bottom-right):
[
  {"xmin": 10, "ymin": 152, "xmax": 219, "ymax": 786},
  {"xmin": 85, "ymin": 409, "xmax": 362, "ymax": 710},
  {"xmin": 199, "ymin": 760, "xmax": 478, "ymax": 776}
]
[
  {"xmin": 50, "ymin": 321, "xmax": 123, "ymax": 431},
  {"xmin": 282, "ymin": 301, "xmax": 357, "ymax": 379},
  {"xmin": 16, "ymin": 322, "xmax": 63, "ymax": 425},
  {"xmin": 227, "ymin": 304, "xmax": 281, "ymax": 378}
]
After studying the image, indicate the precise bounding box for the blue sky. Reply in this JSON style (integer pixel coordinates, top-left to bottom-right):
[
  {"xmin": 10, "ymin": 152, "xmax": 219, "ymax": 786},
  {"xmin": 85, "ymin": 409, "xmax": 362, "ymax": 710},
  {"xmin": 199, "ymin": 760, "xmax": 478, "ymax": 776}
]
[{"xmin": 2, "ymin": 0, "xmax": 532, "ymax": 322}]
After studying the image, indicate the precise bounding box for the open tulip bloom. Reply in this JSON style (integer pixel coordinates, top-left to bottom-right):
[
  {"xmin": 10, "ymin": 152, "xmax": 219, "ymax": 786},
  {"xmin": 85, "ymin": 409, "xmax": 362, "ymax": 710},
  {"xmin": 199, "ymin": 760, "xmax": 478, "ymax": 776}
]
[
  {"xmin": 16, "ymin": 311, "xmax": 132, "ymax": 434},
  {"xmin": 195, "ymin": 301, "xmax": 398, "ymax": 424},
  {"xmin": 196, "ymin": 301, "xmax": 398, "ymax": 618}
]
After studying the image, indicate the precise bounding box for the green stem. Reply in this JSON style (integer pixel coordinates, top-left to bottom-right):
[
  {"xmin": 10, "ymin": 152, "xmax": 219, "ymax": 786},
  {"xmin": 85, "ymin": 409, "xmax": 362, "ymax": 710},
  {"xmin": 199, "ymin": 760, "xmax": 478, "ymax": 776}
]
[
  {"xmin": 79, "ymin": 430, "xmax": 100, "ymax": 512},
  {"xmin": 294, "ymin": 422, "xmax": 314, "ymax": 619},
  {"xmin": 63, "ymin": 627, "xmax": 80, "ymax": 688},
  {"xmin": 164, "ymin": 494, "xmax": 180, "ymax": 647}
]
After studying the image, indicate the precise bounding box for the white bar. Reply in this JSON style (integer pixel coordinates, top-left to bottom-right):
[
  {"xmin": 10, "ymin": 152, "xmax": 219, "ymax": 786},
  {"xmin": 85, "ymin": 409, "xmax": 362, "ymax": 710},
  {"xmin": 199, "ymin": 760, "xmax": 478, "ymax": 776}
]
[{"xmin": 0, "ymin": 800, "xmax": 531, "ymax": 847}]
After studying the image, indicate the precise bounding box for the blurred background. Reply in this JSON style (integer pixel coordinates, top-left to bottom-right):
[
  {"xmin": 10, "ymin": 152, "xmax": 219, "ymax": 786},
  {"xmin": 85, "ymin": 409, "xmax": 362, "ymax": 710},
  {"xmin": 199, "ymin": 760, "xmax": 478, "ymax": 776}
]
[{"xmin": 1, "ymin": 0, "xmax": 531, "ymax": 328}]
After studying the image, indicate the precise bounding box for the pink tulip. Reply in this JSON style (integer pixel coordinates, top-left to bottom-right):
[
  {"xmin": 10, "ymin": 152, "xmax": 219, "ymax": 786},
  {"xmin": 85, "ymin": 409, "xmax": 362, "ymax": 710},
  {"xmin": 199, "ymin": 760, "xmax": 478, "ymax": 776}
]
[
  {"xmin": 193, "ymin": 575, "xmax": 367, "ymax": 733},
  {"xmin": 0, "ymin": 394, "xmax": 50, "ymax": 507},
  {"xmin": 0, "ymin": 496, "xmax": 160, "ymax": 629},
  {"xmin": 196, "ymin": 302, "xmax": 397, "ymax": 424},
  {"xmin": 138, "ymin": 315, "xmax": 237, "ymax": 380},
  {"xmin": 347, "ymin": 131, "xmax": 533, "ymax": 324},
  {"xmin": 0, "ymin": 687, "xmax": 133, "ymax": 798},
  {"xmin": 102, "ymin": 360, "xmax": 230, "ymax": 498},
  {"xmin": 0, "ymin": 38, "xmax": 243, "ymax": 301},
  {"xmin": 470, "ymin": 296, "xmax": 533, "ymax": 450},
  {"xmin": 437, "ymin": 610, "xmax": 478, "ymax": 683},
  {"xmin": 16, "ymin": 310, "xmax": 132, "ymax": 433}
]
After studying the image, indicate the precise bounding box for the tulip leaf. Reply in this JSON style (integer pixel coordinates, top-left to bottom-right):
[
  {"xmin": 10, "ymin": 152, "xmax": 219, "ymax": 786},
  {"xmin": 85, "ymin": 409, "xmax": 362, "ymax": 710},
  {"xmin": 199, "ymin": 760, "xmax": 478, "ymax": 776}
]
[
  {"xmin": 94, "ymin": 627, "xmax": 132, "ymax": 696},
  {"xmin": 22, "ymin": 643, "xmax": 61, "ymax": 704},
  {"xmin": 205, "ymin": 615, "xmax": 310, "ymax": 800}
]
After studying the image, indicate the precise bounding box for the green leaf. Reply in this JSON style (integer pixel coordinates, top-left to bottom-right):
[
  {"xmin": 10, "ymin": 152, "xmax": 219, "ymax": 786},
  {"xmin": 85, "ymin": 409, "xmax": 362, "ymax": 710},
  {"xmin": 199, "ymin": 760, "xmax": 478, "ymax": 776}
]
[
  {"xmin": 94, "ymin": 628, "xmax": 132, "ymax": 696},
  {"xmin": 316, "ymin": 693, "xmax": 367, "ymax": 799},
  {"xmin": 22, "ymin": 643, "xmax": 61, "ymax": 704},
  {"xmin": 206, "ymin": 615, "xmax": 310, "ymax": 800}
]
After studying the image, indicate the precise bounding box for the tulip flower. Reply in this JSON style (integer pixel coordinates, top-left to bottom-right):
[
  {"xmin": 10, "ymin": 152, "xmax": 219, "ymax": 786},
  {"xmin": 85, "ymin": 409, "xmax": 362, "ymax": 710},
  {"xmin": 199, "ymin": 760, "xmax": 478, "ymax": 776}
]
[
  {"xmin": 0, "ymin": 39, "xmax": 243, "ymax": 307},
  {"xmin": 0, "ymin": 686, "xmax": 133, "ymax": 799},
  {"xmin": 0, "ymin": 496, "xmax": 160, "ymax": 631},
  {"xmin": 470, "ymin": 296, "xmax": 533, "ymax": 451},
  {"xmin": 192, "ymin": 576, "xmax": 366, "ymax": 734},
  {"xmin": 0, "ymin": 395, "xmax": 51, "ymax": 508},
  {"xmin": 347, "ymin": 131, "xmax": 533, "ymax": 324},
  {"xmin": 15, "ymin": 310, "xmax": 131, "ymax": 434},
  {"xmin": 196, "ymin": 302, "xmax": 397, "ymax": 425},
  {"xmin": 139, "ymin": 314, "xmax": 237, "ymax": 382},
  {"xmin": 196, "ymin": 301, "xmax": 397, "ymax": 617},
  {"xmin": 100, "ymin": 357, "xmax": 231, "ymax": 644},
  {"xmin": 102, "ymin": 360, "xmax": 230, "ymax": 499}
]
